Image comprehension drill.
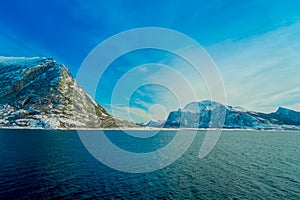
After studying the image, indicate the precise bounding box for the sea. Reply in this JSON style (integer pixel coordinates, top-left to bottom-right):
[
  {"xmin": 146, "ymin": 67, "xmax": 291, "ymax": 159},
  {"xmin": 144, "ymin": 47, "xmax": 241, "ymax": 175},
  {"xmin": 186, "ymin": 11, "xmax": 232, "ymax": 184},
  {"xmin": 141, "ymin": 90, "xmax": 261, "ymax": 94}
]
[{"xmin": 0, "ymin": 129, "xmax": 299, "ymax": 199}]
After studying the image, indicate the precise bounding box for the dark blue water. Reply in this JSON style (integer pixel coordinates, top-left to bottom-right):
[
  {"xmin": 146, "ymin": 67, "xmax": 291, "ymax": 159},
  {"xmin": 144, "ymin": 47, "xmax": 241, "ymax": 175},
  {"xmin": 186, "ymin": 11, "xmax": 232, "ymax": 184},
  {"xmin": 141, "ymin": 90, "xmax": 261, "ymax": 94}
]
[{"xmin": 0, "ymin": 129, "xmax": 299, "ymax": 199}]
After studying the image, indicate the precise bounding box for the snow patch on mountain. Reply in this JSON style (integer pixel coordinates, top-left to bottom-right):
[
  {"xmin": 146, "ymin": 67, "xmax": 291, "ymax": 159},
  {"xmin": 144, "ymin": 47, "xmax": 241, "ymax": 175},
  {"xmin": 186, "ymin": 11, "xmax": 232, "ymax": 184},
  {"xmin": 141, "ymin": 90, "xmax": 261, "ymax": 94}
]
[
  {"xmin": 0, "ymin": 56, "xmax": 119, "ymax": 129},
  {"xmin": 162, "ymin": 100, "xmax": 300, "ymax": 130}
]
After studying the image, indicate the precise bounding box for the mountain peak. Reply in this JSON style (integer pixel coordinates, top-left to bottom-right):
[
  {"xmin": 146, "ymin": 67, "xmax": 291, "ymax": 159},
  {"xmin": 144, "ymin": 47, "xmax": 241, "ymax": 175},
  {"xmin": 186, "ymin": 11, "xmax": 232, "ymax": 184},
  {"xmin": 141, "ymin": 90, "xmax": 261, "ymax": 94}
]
[
  {"xmin": 162, "ymin": 101, "xmax": 300, "ymax": 130},
  {"xmin": 183, "ymin": 100, "xmax": 224, "ymax": 113},
  {"xmin": 276, "ymin": 106, "xmax": 294, "ymax": 113},
  {"xmin": 0, "ymin": 56, "xmax": 117, "ymax": 129},
  {"xmin": 273, "ymin": 106, "xmax": 300, "ymax": 125}
]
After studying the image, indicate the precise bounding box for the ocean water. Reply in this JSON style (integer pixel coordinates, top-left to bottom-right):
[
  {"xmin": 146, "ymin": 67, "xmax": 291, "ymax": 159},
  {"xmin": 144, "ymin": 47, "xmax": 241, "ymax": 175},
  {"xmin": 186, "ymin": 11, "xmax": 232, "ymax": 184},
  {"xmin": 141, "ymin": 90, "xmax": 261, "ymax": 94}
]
[{"xmin": 0, "ymin": 129, "xmax": 299, "ymax": 199}]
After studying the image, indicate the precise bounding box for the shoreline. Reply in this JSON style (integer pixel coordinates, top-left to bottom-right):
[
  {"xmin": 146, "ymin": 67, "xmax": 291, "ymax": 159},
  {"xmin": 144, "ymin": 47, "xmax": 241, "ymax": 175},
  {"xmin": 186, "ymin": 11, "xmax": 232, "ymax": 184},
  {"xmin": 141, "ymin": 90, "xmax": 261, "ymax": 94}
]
[{"xmin": 0, "ymin": 126, "xmax": 299, "ymax": 132}]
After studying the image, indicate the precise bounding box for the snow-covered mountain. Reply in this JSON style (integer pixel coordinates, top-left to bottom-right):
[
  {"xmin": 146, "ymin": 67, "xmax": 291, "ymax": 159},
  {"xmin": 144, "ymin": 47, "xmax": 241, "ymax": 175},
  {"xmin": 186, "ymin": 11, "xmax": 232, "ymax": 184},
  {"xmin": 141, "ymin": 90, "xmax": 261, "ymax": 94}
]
[
  {"xmin": 1, "ymin": 56, "xmax": 298, "ymax": 131},
  {"xmin": 144, "ymin": 120, "xmax": 165, "ymax": 128},
  {"xmin": 0, "ymin": 56, "xmax": 120, "ymax": 129},
  {"xmin": 163, "ymin": 101, "xmax": 300, "ymax": 130}
]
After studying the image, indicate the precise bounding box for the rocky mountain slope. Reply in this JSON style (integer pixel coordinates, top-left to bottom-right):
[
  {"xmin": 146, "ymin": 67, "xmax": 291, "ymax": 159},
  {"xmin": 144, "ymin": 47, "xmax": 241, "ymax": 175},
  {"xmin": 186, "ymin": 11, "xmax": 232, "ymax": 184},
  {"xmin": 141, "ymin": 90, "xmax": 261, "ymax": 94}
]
[
  {"xmin": 144, "ymin": 120, "xmax": 165, "ymax": 128},
  {"xmin": 1, "ymin": 56, "xmax": 298, "ymax": 131},
  {"xmin": 0, "ymin": 56, "xmax": 120, "ymax": 129},
  {"xmin": 161, "ymin": 101, "xmax": 300, "ymax": 130}
]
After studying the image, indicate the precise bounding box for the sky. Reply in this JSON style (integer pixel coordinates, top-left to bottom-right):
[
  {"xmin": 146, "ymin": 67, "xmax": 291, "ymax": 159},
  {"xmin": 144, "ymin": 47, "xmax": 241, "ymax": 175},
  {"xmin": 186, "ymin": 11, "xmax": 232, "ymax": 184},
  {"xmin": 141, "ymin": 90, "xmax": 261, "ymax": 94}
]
[{"xmin": 0, "ymin": 0, "xmax": 299, "ymax": 123}]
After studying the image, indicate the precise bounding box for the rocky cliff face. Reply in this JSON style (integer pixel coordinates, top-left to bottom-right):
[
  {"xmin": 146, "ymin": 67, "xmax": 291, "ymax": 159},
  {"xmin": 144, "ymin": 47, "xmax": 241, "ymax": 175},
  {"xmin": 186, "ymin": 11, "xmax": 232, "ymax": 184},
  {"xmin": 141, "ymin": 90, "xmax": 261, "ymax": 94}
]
[
  {"xmin": 163, "ymin": 101, "xmax": 300, "ymax": 130},
  {"xmin": 0, "ymin": 56, "xmax": 117, "ymax": 129},
  {"xmin": 271, "ymin": 107, "xmax": 300, "ymax": 125}
]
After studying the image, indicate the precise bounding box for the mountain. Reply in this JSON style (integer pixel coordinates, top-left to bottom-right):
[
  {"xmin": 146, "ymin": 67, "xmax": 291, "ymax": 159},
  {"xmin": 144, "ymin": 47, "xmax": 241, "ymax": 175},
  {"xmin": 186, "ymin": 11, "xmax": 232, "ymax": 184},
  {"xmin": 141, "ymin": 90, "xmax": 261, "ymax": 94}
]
[
  {"xmin": 271, "ymin": 107, "xmax": 300, "ymax": 125},
  {"xmin": 0, "ymin": 56, "xmax": 120, "ymax": 129},
  {"xmin": 1, "ymin": 56, "xmax": 298, "ymax": 131},
  {"xmin": 163, "ymin": 101, "xmax": 300, "ymax": 130},
  {"xmin": 145, "ymin": 120, "xmax": 165, "ymax": 128}
]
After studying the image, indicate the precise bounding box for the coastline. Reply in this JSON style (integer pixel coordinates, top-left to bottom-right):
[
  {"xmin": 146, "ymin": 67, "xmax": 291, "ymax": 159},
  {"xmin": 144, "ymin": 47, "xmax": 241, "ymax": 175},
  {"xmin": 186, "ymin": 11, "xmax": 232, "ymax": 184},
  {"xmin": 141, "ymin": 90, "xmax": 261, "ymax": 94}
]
[{"xmin": 0, "ymin": 126, "xmax": 299, "ymax": 132}]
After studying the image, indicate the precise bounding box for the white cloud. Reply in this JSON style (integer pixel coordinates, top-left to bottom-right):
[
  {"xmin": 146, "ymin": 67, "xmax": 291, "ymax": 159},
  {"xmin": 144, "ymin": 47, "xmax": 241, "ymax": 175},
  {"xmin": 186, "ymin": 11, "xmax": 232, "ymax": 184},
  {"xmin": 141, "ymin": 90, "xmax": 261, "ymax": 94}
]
[
  {"xmin": 101, "ymin": 21, "xmax": 300, "ymax": 123},
  {"xmin": 206, "ymin": 21, "xmax": 300, "ymax": 112},
  {"xmin": 138, "ymin": 66, "xmax": 148, "ymax": 72},
  {"xmin": 104, "ymin": 104, "xmax": 150, "ymax": 123},
  {"xmin": 148, "ymin": 104, "xmax": 168, "ymax": 121}
]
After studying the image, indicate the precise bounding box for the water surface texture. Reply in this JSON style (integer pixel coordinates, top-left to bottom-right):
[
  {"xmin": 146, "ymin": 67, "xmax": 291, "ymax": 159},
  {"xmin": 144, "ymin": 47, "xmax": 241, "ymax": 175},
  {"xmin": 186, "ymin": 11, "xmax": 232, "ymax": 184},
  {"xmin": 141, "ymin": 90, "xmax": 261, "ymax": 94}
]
[{"xmin": 0, "ymin": 129, "xmax": 299, "ymax": 199}]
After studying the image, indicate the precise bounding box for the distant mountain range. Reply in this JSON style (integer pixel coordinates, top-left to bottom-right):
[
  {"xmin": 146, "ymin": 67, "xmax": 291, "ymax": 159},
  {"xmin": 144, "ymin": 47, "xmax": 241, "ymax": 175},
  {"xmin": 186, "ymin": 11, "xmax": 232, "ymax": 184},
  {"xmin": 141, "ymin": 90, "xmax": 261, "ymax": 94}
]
[
  {"xmin": 0, "ymin": 56, "xmax": 299, "ymax": 130},
  {"xmin": 0, "ymin": 56, "xmax": 138, "ymax": 129},
  {"xmin": 148, "ymin": 101, "xmax": 300, "ymax": 130}
]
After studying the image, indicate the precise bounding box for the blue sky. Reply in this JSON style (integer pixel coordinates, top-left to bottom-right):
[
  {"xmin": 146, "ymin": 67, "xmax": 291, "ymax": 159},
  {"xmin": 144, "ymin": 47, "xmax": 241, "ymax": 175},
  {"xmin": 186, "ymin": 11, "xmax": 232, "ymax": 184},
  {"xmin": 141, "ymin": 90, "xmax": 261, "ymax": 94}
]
[{"xmin": 0, "ymin": 0, "xmax": 299, "ymax": 123}]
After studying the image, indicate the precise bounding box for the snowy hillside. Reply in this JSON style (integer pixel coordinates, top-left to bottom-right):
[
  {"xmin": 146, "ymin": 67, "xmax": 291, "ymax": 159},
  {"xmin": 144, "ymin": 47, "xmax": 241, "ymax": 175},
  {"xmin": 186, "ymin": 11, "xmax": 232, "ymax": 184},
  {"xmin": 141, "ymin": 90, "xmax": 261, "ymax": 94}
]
[
  {"xmin": 0, "ymin": 56, "xmax": 118, "ymax": 129},
  {"xmin": 163, "ymin": 101, "xmax": 300, "ymax": 130}
]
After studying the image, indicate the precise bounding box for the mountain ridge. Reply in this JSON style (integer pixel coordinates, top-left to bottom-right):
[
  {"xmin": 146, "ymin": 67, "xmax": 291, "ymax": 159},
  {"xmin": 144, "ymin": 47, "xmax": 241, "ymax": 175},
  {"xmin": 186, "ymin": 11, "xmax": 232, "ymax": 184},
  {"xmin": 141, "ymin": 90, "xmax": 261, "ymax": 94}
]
[
  {"xmin": 0, "ymin": 56, "xmax": 121, "ymax": 129},
  {"xmin": 148, "ymin": 101, "xmax": 300, "ymax": 130},
  {"xmin": 1, "ymin": 56, "xmax": 299, "ymax": 131}
]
